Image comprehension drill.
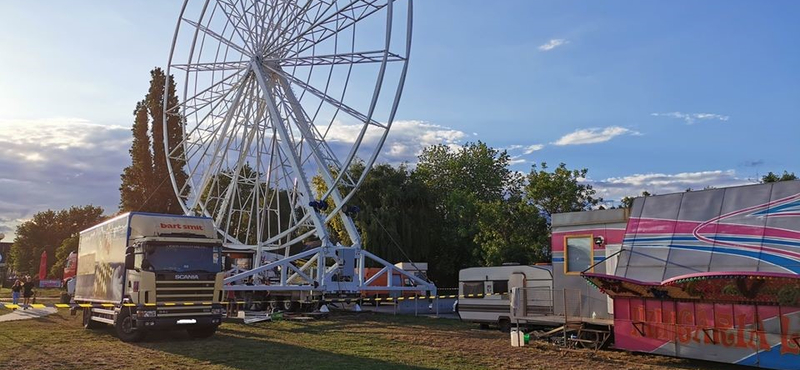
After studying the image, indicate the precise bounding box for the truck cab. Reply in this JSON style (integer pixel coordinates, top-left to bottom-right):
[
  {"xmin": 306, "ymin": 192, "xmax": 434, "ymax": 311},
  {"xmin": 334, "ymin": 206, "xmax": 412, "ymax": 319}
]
[{"xmin": 124, "ymin": 236, "xmax": 225, "ymax": 336}]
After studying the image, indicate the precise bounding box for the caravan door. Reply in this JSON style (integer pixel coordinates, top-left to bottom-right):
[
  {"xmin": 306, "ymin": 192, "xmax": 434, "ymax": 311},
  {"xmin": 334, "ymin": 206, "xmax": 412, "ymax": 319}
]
[{"xmin": 509, "ymin": 272, "xmax": 526, "ymax": 316}]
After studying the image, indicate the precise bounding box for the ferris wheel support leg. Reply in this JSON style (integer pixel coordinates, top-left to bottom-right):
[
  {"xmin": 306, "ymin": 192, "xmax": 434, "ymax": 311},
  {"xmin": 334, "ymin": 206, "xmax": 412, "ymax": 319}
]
[
  {"xmin": 251, "ymin": 60, "xmax": 332, "ymax": 248},
  {"xmin": 273, "ymin": 70, "xmax": 361, "ymax": 247}
]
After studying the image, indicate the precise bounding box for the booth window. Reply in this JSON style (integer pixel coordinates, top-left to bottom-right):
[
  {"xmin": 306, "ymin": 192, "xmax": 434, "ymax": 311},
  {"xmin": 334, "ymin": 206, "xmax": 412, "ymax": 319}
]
[
  {"xmin": 462, "ymin": 281, "xmax": 484, "ymax": 296},
  {"xmin": 565, "ymin": 235, "xmax": 593, "ymax": 274}
]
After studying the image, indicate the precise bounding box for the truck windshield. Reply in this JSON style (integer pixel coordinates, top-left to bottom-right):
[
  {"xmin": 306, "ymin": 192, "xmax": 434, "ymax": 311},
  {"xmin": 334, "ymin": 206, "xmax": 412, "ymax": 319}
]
[{"xmin": 145, "ymin": 244, "xmax": 221, "ymax": 273}]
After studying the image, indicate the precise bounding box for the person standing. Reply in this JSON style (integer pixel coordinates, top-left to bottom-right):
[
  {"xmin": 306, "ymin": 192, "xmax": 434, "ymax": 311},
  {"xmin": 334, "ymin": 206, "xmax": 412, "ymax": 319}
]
[
  {"xmin": 22, "ymin": 275, "xmax": 35, "ymax": 310},
  {"xmin": 11, "ymin": 280, "xmax": 22, "ymax": 310}
]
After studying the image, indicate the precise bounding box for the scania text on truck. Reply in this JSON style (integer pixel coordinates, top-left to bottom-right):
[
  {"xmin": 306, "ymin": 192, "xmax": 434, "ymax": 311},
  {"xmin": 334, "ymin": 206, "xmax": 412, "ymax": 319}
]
[{"xmin": 72, "ymin": 212, "xmax": 225, "ymax": 342}]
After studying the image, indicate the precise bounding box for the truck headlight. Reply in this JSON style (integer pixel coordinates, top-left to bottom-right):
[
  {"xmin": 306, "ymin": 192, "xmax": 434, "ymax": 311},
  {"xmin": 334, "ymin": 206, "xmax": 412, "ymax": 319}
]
[
  {"xmin": 137, "ymin": 310, "xmax": 157, "ymax": 318},
  {"xmin": 211, "ymin": 308, "xmax": 225, "ymax": 315}
]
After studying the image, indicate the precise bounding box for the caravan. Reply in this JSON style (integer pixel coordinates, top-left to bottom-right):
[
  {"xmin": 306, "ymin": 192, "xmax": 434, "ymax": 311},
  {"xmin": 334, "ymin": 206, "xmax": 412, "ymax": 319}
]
[{"xmin": 456, "ymin": 264, "xmax": 553, "ymax": 331}]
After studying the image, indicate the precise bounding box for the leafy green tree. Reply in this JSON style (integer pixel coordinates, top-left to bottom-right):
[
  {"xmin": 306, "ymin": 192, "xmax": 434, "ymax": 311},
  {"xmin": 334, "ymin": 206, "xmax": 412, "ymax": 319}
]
[
  {"xmin": 413, "ymin": 142, "xmax": 520, "ymax": 284},
  {"xmin": 10, "ymin": 206, "xmax": 105, "ymax": 277},
  {"xmin": 355, "ymin": 163, "xmax": 439, "ymax": 264},
  {"xmin": 525, "ymin": 162, "xmax": 601, "ymax": 222},
  {"xmin": 761, "ymin": 171, "xmax": 798, "ymax": 183},
  {"xmin": 475, "ymin": 195, "xmax": 549, "ymax": 266}
]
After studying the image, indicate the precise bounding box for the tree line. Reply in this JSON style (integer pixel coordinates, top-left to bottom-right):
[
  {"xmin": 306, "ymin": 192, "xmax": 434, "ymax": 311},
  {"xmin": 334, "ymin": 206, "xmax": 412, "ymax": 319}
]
[
  {"xmin": 8, "ymin": 67, "xmax": 799, "ymax": 286},
  {"xmin": 312, "ymin": 144, "xmax": 600, "ymax": 285}
]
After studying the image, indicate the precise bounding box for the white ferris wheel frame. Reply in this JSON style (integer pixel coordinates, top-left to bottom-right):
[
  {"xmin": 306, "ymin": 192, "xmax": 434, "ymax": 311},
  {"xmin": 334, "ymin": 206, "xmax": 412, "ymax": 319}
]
[{"xmin": 163, "ymin": 0, "xmax": 435, "ymax": 297}]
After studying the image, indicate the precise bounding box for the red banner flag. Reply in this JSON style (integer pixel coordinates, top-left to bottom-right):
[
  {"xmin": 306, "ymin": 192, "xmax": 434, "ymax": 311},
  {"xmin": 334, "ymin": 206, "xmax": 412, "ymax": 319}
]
[{"xmin": 39, "ymin": 250, "xmax": 47, "ymax": 281}]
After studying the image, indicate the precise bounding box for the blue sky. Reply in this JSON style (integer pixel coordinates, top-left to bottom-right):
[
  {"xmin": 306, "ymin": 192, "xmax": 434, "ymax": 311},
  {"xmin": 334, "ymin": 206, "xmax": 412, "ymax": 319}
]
[{"xmin": 0, "ymin": 1, "xmax": 798, "ymax": 239}]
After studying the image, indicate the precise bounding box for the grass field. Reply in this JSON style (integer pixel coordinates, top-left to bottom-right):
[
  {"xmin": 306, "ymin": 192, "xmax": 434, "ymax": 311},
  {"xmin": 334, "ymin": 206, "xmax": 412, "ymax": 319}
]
[
  {"xmin": 0, "ymin": 310, "xmax": 750, "ymax": 370},
  {"xmin": 0, "ymin": 286, "xmax": 63, "ymax": 299}
]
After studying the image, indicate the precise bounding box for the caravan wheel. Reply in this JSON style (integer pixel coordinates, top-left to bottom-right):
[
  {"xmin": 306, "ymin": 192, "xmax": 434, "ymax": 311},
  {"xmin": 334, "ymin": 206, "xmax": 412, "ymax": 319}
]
[{"xmin": 498, "ymin": 318, "xmax": 511, "ymax": 333}]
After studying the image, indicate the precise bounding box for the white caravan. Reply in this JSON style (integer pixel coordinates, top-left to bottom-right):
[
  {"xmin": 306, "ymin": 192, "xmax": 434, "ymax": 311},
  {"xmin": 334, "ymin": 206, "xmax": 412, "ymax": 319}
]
[{"xmin": 457, "ymin": 265, "xmax": 553, "ymax": 331}]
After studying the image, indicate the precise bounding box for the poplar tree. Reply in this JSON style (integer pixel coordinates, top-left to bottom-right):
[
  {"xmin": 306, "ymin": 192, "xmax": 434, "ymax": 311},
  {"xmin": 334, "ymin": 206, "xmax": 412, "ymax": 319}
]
[
  {"xmin": 119, "ymin": 68, "xmax": 188, "ymax": 214},
  {"xmin": 146, "ymin": 68, "xmax": 186, "ymax": 214},
  {"xmin": 119, "ymin": 101, "xmax": 154, "ymax": 212}
]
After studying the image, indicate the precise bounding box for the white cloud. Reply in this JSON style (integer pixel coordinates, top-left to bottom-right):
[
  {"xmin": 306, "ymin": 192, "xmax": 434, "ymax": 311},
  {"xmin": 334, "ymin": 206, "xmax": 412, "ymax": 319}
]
[
  {"xmin": 0, "ymin": 118, "xmax": 131, "ymax": 239},
  {"xmin": 324, "ymin": 120, "xmax": 469, "ymax": 165},
  {"xmin": 552, "ymin": 126, "xmax": 639, "ymax": 146},
  {"xmin": 589, "ymin": 169, "xmax": 752, "ymax": 205},
  {"xmin": 538, "ymin": 39, "xmax": 568, "ymax": 51},
  {"xmin": 508, "ymin": 156, "xmax": 526, "ymax": 165},
  {"xmin": 523, "ymin": 144, "xmax": 545, "ymax": 154},
  {"xmin": 651, "ymin": 112, "xmax": 729, "ymax": 125}
]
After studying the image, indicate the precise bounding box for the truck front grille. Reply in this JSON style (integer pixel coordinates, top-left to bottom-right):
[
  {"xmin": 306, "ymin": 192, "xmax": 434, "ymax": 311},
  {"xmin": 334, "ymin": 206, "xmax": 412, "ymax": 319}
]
[{"xmin": 156, "ymin": 280, "xmax": 216, "ymax": 304}]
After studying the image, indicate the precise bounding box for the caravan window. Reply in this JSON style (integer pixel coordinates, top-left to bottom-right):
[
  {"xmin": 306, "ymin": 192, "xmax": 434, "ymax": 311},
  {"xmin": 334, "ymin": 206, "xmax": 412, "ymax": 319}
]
[
  {"xmin": 492, "ymin": 280, "xmax": 508, "ymax": 294},
  {"xmin": 462, "ymin": 281, "xmax": 484, "ymax": 296},
  {"xmin": 565, "ymin": 235, "xmax": 593, "ymax": 274}
]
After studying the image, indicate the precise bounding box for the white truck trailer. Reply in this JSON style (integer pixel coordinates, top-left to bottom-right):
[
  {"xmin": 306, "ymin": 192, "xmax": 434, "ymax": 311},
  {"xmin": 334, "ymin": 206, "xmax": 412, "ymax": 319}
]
[{"xmin": 73, "ymin": 212, "xmax": 225, "ymax": 342}]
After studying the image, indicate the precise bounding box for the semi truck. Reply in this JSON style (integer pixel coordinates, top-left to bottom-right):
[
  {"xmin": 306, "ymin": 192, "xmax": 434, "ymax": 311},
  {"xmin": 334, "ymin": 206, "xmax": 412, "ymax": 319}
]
[{"xmin": 71, "ymin": 212, "xmax": 226, "ymax": 342}]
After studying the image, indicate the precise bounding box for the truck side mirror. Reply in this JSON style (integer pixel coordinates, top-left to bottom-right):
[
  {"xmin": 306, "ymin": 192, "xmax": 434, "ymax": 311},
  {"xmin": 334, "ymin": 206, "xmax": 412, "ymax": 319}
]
[{"xmin": 124, "ymin": 247, "xmax": 135, "ymax": 270}]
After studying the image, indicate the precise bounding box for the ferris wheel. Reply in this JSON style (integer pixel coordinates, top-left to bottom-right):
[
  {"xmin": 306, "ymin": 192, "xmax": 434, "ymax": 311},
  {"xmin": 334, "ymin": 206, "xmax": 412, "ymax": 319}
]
[{"xmin": 164, "ymin": 0, "xmax": 413, "ymax": 252}]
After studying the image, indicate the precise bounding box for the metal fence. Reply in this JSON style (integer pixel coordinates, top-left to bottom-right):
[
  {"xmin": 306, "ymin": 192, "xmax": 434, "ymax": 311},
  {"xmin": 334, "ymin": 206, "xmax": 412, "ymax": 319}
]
[{"xmin": 511, "ymin": 287, "xmax": 583, "ymax": 322}]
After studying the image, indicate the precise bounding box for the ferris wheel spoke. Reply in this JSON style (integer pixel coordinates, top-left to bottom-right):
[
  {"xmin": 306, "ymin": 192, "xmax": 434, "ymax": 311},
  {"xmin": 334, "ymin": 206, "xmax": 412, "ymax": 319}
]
[
  {"xmin": 273, "ymin": 0, "xmax": 387, "ymax": 58},
  {"xmin": 182, "ymin": 17, "xmax": 252, "ymax": 57},
  {"xmin": 261, "ymin": 62, "xmax": 386, "ymax": 129},
  {"xmin": 271, "ymin": 50, "xmax": 403, "ymax": 67},
  {"xmin": 263, "ymin": 0, "xmax": 326, "ymax": 55},
  {"xmin": 258, "ymin": 1, "xmax": 312, "ymax": 55},
  {"xmin": 215, "ymin": 0, "xmax": 261, "ymax": 53},
  {"xmin": 175, "ymin": 71, "xmax": 248, "ymax": 119},
  {"xmin": 188, "ymin": 79, "xmax": 250, "ymax": 211},
  {"xmin": 170, "ymin": 60, "xmax": 250, "ymax": 72}
]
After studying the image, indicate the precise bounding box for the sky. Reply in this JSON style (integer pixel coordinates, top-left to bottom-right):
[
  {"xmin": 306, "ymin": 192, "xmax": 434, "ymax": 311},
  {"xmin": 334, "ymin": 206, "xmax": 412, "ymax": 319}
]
[{"xmin": 0, "ymin": 1, "xmax": 798, "ymax": 240}]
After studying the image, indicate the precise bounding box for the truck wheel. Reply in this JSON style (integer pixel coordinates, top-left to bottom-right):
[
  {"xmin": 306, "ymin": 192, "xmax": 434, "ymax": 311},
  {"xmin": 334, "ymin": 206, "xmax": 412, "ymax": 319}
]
[
  {"xmin": 187, "ymin": 326, "xmax": 218, "ymax": 339},
  {"xmin": 83, "ymin": 308, "xmax": 101, "ymax": 330},
  {"xmin": 115, "ymin": 309, "xmax": 145, "ymax": 342},
  {"xmin": 282, "ymin": 300, "xmax": 300, "ymax": 312}
]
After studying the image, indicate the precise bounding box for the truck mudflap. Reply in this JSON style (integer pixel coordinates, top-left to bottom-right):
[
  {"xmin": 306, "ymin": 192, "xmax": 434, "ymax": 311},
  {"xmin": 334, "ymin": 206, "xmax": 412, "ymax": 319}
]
[{"xmin": 137, "ymin": 315, "xmax": 223, "ymax": 329}]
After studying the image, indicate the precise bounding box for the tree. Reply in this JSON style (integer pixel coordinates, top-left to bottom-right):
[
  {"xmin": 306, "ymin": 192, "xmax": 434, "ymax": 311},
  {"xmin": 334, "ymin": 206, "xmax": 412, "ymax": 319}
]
[
  {"xmin": 413, "ymin": 142, "xmax": 521, "ymax": 285},
  {"xmin": 120, "ymin": 101, "xmax": 154, "ymax": 212},
  {"xmin": 761, "ymin": 171, "xmax": 798, "ymax": 183},
  {"xmin": 10, "ymin": 206, "xmax": 105, "ymax": 277},
  {"xmin": 119, "ymin": 68, "xmax": 189, "ymax": 214},
  {"xmin": 620, "ymin": 191, "xmax": 652, "ymax": 209},
  {"xmin": 525, "ymin": 162, "xmax": 601, "ymax": 222},
  {"xmin": 354, "ymin": 163, "xmax": 439, "ymax": 264},
  {"xmin": 50, "ymin": 235, "xmax": 79, "ymax": 277},
  {"xmin": 147, "ymin": 67, "xmax": 188, "ymax": 214},
  {"xmin": 475, "ymin": 195, "xmax": 549, "ymax": 266}
]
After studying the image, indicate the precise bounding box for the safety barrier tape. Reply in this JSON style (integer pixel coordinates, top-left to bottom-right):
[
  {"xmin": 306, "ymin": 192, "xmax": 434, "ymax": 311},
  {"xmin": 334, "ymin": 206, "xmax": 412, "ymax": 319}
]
[{"xmin": 0, "ymin": 292, "xmax": 505, "ymax": 310}]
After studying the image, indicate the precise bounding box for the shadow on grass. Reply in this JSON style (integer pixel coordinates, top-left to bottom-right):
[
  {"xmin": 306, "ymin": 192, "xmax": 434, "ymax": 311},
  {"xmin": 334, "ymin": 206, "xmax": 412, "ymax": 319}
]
[{"xmin": 135, "ymin": 325, "xmax": 438, "ymax": 370}]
